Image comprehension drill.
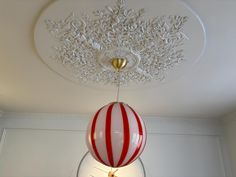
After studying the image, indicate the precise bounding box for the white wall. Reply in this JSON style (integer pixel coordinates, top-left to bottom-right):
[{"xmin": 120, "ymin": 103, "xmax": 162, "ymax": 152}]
[
  {"xmin": 223, "ymin": 112, "xmax": 236, "ymax": 177},
  {"xmin": 0, "ymin": 113, "xmax": 230, "ymax": 177},
  {"xmin": 0, "ymin": 112, "xmax": 5, "ymax": 160}
]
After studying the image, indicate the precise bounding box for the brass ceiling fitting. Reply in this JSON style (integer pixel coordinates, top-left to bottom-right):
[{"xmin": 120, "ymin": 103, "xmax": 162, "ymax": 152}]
[{"xmin": 111, "ymin": 58, "xmax": 128, "ymax": 72}]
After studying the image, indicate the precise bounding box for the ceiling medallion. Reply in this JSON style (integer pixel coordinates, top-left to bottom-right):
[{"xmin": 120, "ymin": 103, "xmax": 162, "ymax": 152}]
[{"xmin": 44, "ymin": 0, "xmax": 188, "ymax": 85}]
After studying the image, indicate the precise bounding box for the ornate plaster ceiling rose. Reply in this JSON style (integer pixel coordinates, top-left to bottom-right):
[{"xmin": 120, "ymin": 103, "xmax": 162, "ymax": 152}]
[{"xmin": 34, "ymin": 0, "xmax": 206, "ymax": 88}]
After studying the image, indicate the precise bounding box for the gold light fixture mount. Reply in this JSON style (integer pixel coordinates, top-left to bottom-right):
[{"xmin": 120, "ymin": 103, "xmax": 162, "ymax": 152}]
[{"xmin": 111, "ymin": 58, "xmax": 128, "ymax": 72}]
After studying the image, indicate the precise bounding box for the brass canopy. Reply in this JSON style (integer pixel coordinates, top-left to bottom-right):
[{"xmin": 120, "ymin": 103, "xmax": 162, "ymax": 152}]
[{"xmin": 111, "ymin": 58, "xmax": 127, "ymax": 72}]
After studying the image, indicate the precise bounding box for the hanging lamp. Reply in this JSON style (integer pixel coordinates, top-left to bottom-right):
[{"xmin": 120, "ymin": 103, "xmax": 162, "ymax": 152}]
[{"xmin": 86, "ymin": 58, "xmax": 147, "ymax": 167}]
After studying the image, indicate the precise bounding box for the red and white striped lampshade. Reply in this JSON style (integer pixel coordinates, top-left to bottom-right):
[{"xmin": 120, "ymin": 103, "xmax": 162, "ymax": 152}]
[{"xmin": 86, "ymin": 102, "xmax": 147, "ymax": 168}]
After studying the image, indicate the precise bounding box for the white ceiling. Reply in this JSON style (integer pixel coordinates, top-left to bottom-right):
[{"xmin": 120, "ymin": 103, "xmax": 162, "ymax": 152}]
[{"xmin": 0, "ymin": 0, "xmax": 236, "ymax": 118}]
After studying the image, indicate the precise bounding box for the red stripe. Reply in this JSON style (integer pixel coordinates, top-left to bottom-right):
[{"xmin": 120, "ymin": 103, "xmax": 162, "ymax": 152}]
[
  {"xmin": 105, "ymin": 103, "xmax": 115, "ymax": 166},
  {"xmin": 117, "ymin": 103, "xmax": 130, "ymax": 167},
  {"xmin": 123, "ymin": 106, "xmax": 144, "ymax": 166},
  {"xmin": 91, "ymin": 108, "xmax": 105, "ymax": 164}
]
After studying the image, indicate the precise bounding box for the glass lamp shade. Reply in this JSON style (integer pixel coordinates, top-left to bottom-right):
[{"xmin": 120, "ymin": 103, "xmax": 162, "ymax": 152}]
[{"xmin": 86, "ymin": 102, "xmax": 147, "ymax": 167}]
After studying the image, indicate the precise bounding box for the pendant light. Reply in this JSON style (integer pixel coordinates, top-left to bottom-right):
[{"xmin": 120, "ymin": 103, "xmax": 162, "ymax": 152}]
[{"xmin": 86, "ymin": 58, "xmax": 147, "ymax": 167}]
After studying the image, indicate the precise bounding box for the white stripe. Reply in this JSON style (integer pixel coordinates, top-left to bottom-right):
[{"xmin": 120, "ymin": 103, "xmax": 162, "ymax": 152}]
[
  {"xmin": 111, "ymin": 103, "xmax": 124, "ymax": 166},
  {"xmin": 94, "ymin": 104, "xmax": 110, "ymax": 165}
]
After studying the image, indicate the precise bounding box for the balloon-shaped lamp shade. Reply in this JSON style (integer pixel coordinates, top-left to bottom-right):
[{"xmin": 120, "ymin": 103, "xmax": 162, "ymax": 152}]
[{"xmin": 86, "ymin": 102, "xmax": 147, "ymax": 168}]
